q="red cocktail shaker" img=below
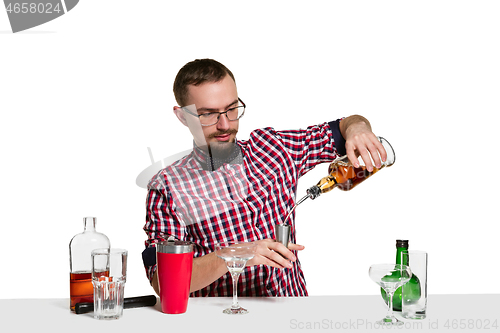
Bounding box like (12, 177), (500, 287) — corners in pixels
(156, 240), (193, 314)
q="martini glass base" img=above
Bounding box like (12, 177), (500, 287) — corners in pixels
(223, 306), (249, 315)
(376, 316), (404, 326)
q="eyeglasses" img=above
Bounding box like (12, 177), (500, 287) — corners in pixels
(182, 98), (246, 126)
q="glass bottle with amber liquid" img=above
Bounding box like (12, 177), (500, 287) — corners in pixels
(69, 217), (110, 311)
(308, 136), (395, 198)
(381, 240), (421, 311)
(280, 137), (395, 227)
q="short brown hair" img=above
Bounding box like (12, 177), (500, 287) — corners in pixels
(173, 59), (236, 106)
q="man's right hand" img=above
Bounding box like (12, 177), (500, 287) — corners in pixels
(246, 239), (305, 269)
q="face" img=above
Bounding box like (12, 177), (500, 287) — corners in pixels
(174, 74), (240, 152)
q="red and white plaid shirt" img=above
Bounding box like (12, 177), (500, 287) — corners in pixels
(143, 121), (345, 297)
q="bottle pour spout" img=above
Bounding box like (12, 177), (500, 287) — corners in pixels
(306, 185), (321, 200)
(276, 191), (315, 247)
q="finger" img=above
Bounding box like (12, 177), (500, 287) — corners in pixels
(358, 147), (374, 172)
(251, 240), (292, 268)
(288, 243), (305, 251)
(269, 250), (294, 268)
(269, 242), (297, 262)
(247, 255), (288, 269)
(375, 139), (387, 163)
(368, 138), (388, 168)
(248, 256), (287, 269)
(345, 142), (360, 168)
(366, 141), (382, 169)
(252, 249), (292, 269)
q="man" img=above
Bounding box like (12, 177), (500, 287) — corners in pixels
(143, 59), (386, 297)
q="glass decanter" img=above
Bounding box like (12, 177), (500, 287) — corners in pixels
(69, 217), (110, 311)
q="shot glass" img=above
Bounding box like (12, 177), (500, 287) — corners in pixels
(91, 248), (128, 320)
(402, 251), (428, 319)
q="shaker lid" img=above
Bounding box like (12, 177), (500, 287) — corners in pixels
(157, 240), (193, 254)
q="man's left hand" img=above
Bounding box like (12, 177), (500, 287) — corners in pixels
(340, 115), (387, 172)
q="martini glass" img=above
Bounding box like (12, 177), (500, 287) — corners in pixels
(369, 264), (412, 326)
(215, 242), (256, 315)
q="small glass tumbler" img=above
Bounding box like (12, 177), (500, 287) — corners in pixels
(91, 248), (128, 320)
(402, 251), (428, 319)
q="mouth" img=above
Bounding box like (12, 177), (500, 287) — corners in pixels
(214, 134), (231, 141)
(210, 130), (237, 142)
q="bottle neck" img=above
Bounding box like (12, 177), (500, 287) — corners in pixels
(83, 217), (96, 232)
(396, 246), (409, 265)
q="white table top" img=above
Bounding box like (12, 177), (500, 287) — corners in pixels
(2, 294), (499, 332)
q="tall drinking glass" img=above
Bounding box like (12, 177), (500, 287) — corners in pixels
(402, 251), (428, 319)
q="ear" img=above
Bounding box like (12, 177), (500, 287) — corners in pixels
(173, 106), (188, 127)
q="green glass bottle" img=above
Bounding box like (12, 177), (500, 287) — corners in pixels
(381, 240), (421, 311)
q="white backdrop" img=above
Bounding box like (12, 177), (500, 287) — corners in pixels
(1, 0), (499, 299)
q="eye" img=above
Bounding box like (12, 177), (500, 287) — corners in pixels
(200, 112), (218, 118)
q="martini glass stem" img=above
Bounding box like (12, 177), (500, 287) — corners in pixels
(231, 272), (240, 309)
(386, 291), (394, 321)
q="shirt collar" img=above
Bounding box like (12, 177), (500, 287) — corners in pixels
(192, 140), (243, 171)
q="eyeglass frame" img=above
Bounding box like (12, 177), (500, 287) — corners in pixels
(181, 98), (246, 127)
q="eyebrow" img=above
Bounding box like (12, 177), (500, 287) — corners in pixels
(196, 99), (239, 113)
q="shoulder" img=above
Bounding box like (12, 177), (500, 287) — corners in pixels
(248, 127), (280, 142)
(147, 153), (196, 191)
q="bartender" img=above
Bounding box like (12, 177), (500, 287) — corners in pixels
(142, 58), (386, 296)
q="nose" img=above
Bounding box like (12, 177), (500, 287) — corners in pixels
(216, 112), (230, 130)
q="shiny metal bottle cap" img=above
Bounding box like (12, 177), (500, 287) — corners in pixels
(396, 239), (409, 248)
(157, 240), (193, 254)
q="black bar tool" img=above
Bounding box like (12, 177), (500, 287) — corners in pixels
(75, 295), (157, 314)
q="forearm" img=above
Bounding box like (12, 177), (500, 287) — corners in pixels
(151, 251), (228, 295)
(339, 115), (371, 139)
(190, 252), (228, 292)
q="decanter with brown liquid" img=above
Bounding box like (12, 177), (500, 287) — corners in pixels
(311, 157), (383, 194)
(281, 136), (395, 226)
(69, 217), (110, 311)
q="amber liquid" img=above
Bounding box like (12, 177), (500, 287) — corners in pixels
(70, 271), (108, 311)
(316, 162), (383, 193)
